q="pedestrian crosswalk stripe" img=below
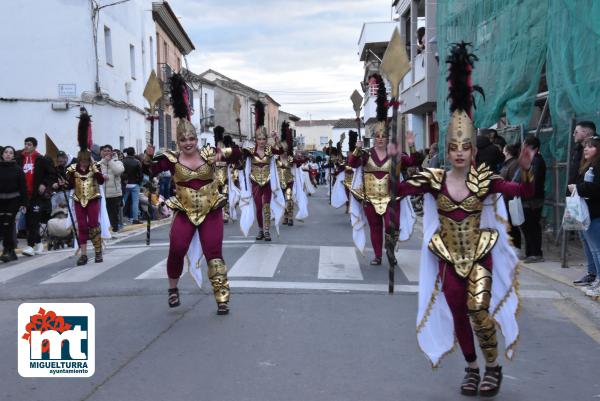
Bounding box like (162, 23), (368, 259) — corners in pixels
(396, 249), (421, 282)
(135, 258), (167, 280)
(228, 244), (286, 278)
(41, 248), (146, 284)
(0, 252), (71, 284)
(318, 246), (363, 280)
(230, 280), (418, 293)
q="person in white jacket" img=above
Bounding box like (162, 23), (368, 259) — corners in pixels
(99, 145), (124, 233)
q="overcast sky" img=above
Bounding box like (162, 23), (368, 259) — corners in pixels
(173, 0), (393, 120)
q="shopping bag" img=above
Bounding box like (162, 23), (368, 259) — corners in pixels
(562, 188), (591, 231)
(508, 197), (525, 226)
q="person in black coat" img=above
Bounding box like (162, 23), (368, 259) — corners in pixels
(476, 128), (504, 173)
(0, 146), (27, 262)
(568, 136), (600, 294)
(15, 137), (57, 255)
(521, 135), (546, 263)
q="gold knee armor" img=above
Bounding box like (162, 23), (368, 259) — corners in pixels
(467, 263), (497, 363)
(89, 226), (102, 254)
(207, 258), (230, 304)
(263, 204), (271, 232)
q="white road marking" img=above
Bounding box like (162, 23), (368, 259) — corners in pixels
(0, 252), (71, 284)
(318, 246), (363, 280)
(230, 280), (418, 293)
(228, 244), (287, 278)
(135, 258), (168, 280)
(41, 248), (146, 284)
(396, 249), (420, 282)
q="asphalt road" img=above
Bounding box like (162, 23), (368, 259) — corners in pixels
(1, 186), (599, 401)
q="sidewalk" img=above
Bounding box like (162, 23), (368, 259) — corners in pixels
(12, 218), (171, 255)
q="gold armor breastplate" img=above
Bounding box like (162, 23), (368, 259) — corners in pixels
(437, 194), (483, 213)
(250, 153), (271, 186)
(276, 157), (294, 185)
(165, 152), (226, 226)
(428, 214), (498, 278)
(363, 155), (392, 215)
(71, 165), (100, 207)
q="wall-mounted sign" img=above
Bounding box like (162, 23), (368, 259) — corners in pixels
(58, 84), (77, 98)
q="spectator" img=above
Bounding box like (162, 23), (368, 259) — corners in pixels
(568, 121), (595, 187)
(158, 168), (172, 199)
(568, 136), (600, 296)
(570, 122), (598, 286)
(99, 144), (124, 233)
(493, 134), (507, 152)
(122, 147), (143, 224)
(0, 146), (27, 262)
(521, 135), (546, 263)
(476, 128), (504, 172)
(423, 142), (440, 168)
(499, 143), (522, 249)
(16, 137), (56, 256)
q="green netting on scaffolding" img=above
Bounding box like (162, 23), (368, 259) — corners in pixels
(435, 0), (547, 155)
(436, 0), (600, 225)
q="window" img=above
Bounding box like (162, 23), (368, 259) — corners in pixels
(320, 136), (329, 145)
(104, 26), (113, 66)
(158, 110), (165, 148)
(129, 44), (136, 79)
(166, 114), (173, 150)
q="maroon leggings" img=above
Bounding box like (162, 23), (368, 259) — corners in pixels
(74, 199), (100, 245)
(439, 254), (493, 363)
(363, 201), (400, 259)
(167, 209), (224, 279)
(251, 182), (271, 228)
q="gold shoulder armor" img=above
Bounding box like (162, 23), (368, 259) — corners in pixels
(407, 168), (445, 190)
(156, 150), (179, 163)
(287, 155), (294, 163)
(65, 164), (76, 176)
(264, 145), (273, 157)
(200, 146), (216, 163)
(466, 163), (494, 197)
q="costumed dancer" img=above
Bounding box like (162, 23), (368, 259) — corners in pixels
(143, 73), (240, 314)
(242, 100), (283, 241)
(212, 126), (231, 222)
(347, 73), (420, 265)
(66, 107), (105, 266)
(396, 42), (535, 397)
(224, 134), (242, 221)
(276, 121), (307, 226)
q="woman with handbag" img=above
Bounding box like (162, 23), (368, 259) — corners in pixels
(568, 135), (600, 297)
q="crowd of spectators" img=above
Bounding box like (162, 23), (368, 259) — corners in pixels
(0, 137), (172, 263)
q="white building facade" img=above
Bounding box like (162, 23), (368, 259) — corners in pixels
(0, 0), (156, 155)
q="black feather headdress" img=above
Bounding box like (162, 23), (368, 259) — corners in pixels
(213, 126), (224, 145)
(445, 41), (484, 118)
(374, 74), (388, 122)
(281, 121), (293, 152)
(77, 107), (91, 152)
(348, 130), (358, 152)
(223, 134), (234, 148)
(169, 73), (190, 121)
(254, 100), (265, 130)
